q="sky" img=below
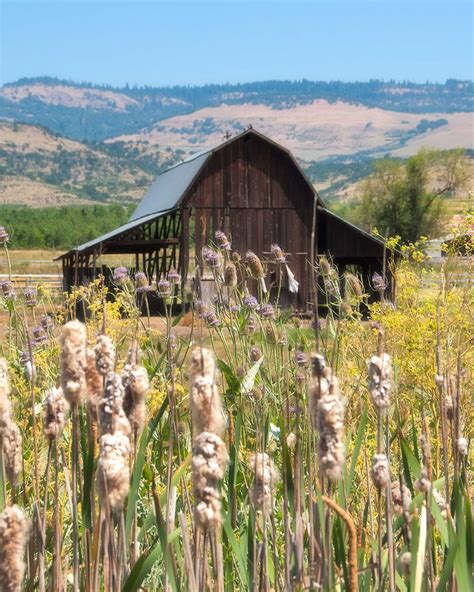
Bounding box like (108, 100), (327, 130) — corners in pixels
(0, 0), (472, 87)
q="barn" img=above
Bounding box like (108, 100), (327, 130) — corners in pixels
(58, 129), (393, 311)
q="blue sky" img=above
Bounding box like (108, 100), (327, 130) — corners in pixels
(0, 0), (472, 87)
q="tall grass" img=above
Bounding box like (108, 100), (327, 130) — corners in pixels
(0, 229), (471, 591)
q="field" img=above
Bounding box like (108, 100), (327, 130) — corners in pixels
(0, 236), (472, 591)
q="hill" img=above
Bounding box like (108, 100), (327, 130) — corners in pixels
(1, 76), (472, 142)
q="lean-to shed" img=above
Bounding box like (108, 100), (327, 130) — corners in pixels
(58, 129), (393, 311)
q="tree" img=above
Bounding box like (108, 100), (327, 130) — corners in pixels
(358, 149), (470, 243)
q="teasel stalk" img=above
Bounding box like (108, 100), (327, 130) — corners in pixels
(59, 319), (87, 592)
(189, 347), (227, 591)
(0, 504), (29, 592)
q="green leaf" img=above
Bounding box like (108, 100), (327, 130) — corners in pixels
(121, 537), (161, 592)
(223, 516), (249, 588)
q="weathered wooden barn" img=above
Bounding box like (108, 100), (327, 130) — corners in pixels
(58, 129), (392, 311)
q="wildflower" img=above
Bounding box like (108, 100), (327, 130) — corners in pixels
(372, 272), (386, 292)
(371, 453), (390, 490)
(214, 230), (231, 250)
(0, 226), (9, 244)
(122, 364), (149, 434)
(167, 268), (181, 284)
(97, 431), (130, 510)
(0, 505), (28, 592)
(2, 423), (22, 486)
(194, 299), (206, 317)
(32, 326), (48, 346)
(249, 452), (279, 514)
(94, 334), (115, 376)
(224, 262), (237, 288)
(0, 281), (16, 301)
(43, 387), (69, 441)
(258, 303), (274, 319)
(270, 243), (286, 263)
(391, 481), (412, 515)
(243, 295), (259, 309)
(188, 348), (225, 438)
(157, 279), (171, 297)
(135, 272), (152, 293)
(368, 353), (393, 413)
(203, 247), (221, 269)
(250, 346), (262, 363)
(60, 320), (87, 406)
(203, 310), (220, 328)
(113, 266), (128, 284)
(23, 287), (37, 307)
(316, 377), (345, 481)
(99, 372), (131, 436)
(40, 315), (54, 331)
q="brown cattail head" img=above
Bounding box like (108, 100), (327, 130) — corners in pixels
(94, 335), (116, 376)
(60, 320), (87, 405)
(188, 348), (225, 438)
(400, 551), (411, 577)
(85, 348), (103, 422)
(224, 262), (238, 288)
(245, 251), (264, 279)
(192, 431), (227, 529)
(368, 353), (393, 413)
(308, 353), (333, 423)
(2, 423), (22, 486)
(122, 364), (149, 433)
(99, 373), (131, 436)
(391, 481), (412, 516)
(371, 453), (390, 490)
(97, 432), (130, 510)
(0, 358), (12, 429)
(43, 387), (69, 441)
(0, 504), (28, 592)
(249, 452), (280, 514)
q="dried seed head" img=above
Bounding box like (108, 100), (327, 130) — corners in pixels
(432, 488), (448, 519)
(249, 453), (280, 514)
(214, 230), (231, 250)
(99, 373), (131, 437)
(245, 251), (264, 279)
(97, 432), (130, 510)
(270, 244), (285, 263)
(368, 353), (393, 413)
(0, 358), (12, 430)
(457, 437), (468, 456)
(444, 394), (454, 420)
(286, 432), (297, 449)
(60, 320), (87, 406)
(2, 423), (22, 486)
(189, 348), (225, 437)
(308, 353), (332, 422)
(0, 505), (28, 592)
(85, 348), (103, 422)
(391, 481), (412, 516)
(372, 272), (386, 292)
(316, 372), (345, 482)
(43, 387), (69, 441)
(400, 551), (411, 577)
(250, 346), (262, 363)
(319, 256), (332, 275)
(371, 453), (390, 490)
(122, 364), (149, 433)
(345, 273), (363, 298)
(224, 262), (237, 288)
(94, 335), (116, 376)
(415, 468), (431, 493)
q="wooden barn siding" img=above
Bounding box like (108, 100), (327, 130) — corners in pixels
(183, 134), (314, 308)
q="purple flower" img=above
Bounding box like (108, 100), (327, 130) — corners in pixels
(295, 351), (308, 367)
(113, 266), (128, 284)
(167, 268), (181, 284)
(203, 310), (220, 328)
(258, 303), (275, 319)
(271, 243), (286, 263)
(157, 279), (171, 297)
(214, 230), (231, 250)
(372, 272), (386, 292)
(0, 226), (9, 244)
(24, 287), (37, 307)
(203, 247), (221, 269)
(0, 280), (15, 300)
(32, 326), (48, 345)
(194, 299), (206, 317)
(243, 295), (259, 309)
(40, 315), (54, 331)
(250, 346), (262, 362)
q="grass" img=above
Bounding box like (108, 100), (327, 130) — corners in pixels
(0, 237), (472, 591)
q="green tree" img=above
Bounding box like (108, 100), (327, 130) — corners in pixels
(358, 149), (470, 243)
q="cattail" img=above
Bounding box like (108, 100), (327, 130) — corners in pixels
(368, 353), (393, 413)
(188, 348), (225, 438)
(94, 335), (115, 376)
(192, 432), (227, 528)
(249, 452), (279, 514)
(0, 358), (12, 430)
(224, 262), (237, 288)
(308, 353), (332, 413)
(2, 423), (22, 486)
(0, 505), (28, 592)
(415, 467), (431, 493)
(399, 551), (411, 577)
(432, 488), (448, 518)
(43, 387), (69, 441)
(99, 373), (131, 437)
(60, 320), (87, 405)
(391, 481), (412, 515)
(371, 453), (390, 490)
(345, 273), (363, 298)
(122, 364), (149, 433)
(457, 437), (468, 456)
(85, 348), (103, 422)
(97, 432), (130, 510)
